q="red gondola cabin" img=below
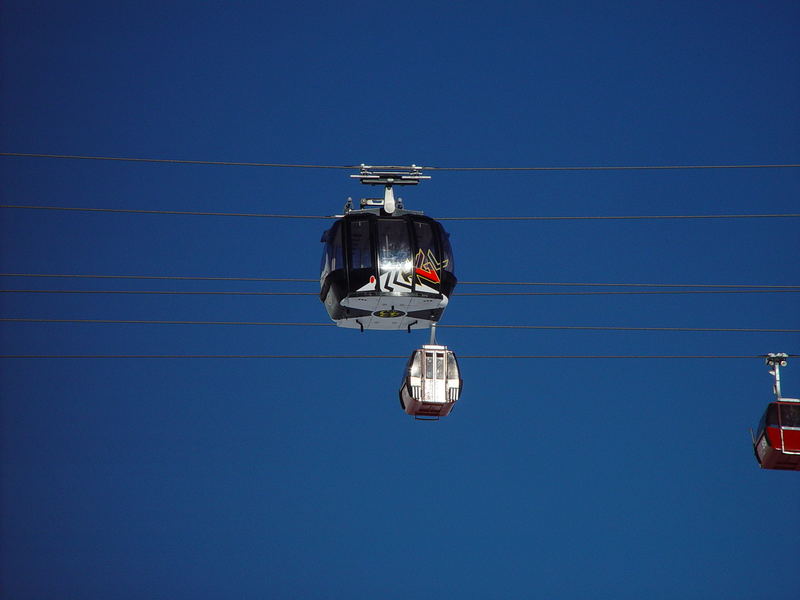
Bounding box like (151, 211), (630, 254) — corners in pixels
(753, 400), (800, 471)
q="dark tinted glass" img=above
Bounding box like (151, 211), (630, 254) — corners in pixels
(440, 228), (455, 274)
(349, 219), (372, 269)
(766, 403), (780, 426)
(331, 223), (344, 271)
(414, 221), (435, 257)
(780, 403), (800, 427)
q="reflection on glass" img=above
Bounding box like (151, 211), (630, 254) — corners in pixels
(447, 354), (459, 380)
(409, 352), (422, 378)
(378, 219), (412, 276)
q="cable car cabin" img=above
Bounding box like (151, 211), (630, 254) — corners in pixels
(399, 344), (462, 419)
(753, 400), (800, 470)
(320, 208), (456, 330)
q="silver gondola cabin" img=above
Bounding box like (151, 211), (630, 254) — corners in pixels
(399, 344), (463, 419)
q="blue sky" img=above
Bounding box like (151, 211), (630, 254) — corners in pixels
(1, 2), (799, 598)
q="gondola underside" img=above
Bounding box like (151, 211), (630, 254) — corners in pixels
(323, 287), (448, 330)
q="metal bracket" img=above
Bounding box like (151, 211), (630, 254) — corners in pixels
(350, 164), (430, 186)
(350, 165), (430, 215)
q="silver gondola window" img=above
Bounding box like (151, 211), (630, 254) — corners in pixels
(409, 352), (422, 378)
(447, 355), (459, 380)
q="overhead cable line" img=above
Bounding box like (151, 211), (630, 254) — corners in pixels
(0, 273), (317, 282)
(0, 153), (351, 169)
(1, 273), (798, 289)
(3, 152), (800, 171)
(455, 290), (800, 296)
(1, 289), (799, 297)
(2, 204), (798, 221)
(437, 213), (800, 221)
(0, 289), (318, 296)
(458, 281), (800, 288)
(1, 318), (796, 333)
(0, 205), (332, 219)
(2, 354), (793, 360)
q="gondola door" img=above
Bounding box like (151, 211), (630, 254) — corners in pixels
(422, 348), (446, 404)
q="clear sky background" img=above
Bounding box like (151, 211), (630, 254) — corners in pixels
(1, 1), (799, 598)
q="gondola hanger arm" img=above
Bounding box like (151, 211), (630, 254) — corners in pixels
(766, 353), (789, 399)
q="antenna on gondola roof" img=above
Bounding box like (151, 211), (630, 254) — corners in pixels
(351, 164), (430, 215)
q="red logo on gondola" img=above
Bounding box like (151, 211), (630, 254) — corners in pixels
(415, 266), (440, 283)
(414, 249), (446, 285)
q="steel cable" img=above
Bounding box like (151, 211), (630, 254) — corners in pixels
(0, 354), (794, 360)
(1, 318), (797, 333)
(1, 273), (798, 288)
(3, 152), (800, 171)
(1, 288), (800, 297)
(2, 204), (798, 221)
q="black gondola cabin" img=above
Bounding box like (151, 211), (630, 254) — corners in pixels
(320, 205), (456, 330)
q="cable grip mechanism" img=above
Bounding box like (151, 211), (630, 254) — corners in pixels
(350, 164), (430, 215)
